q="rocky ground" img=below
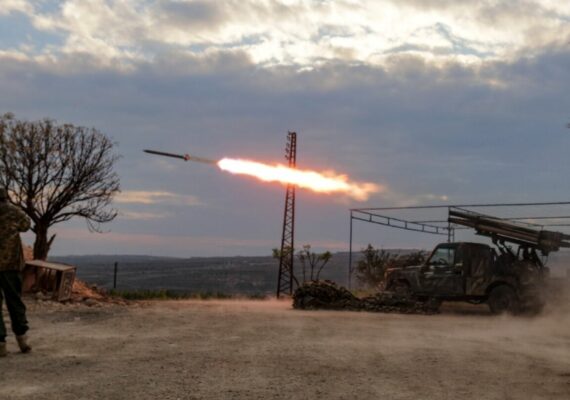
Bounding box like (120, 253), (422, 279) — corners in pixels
(0, 297), (569, 400)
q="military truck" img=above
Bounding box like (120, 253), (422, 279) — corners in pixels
(384, 208), (570, 314)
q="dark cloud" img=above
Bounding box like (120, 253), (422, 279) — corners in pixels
(477, 0), (547, 25)
(155, 1), (226, 32)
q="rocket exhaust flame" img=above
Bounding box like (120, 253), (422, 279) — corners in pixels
(218, 158), (380, 201)
(144, 149), (380, 201)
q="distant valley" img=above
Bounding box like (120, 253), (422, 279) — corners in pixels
(51, 248), (570, 295)
(51, 253), (354, 295)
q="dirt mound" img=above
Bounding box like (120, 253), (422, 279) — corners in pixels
(293, 280), (440, 315)
(71, 279), (107, 301)
(69, 279), (130, 306)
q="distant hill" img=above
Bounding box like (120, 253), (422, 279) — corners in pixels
(51, 252), (355, 295)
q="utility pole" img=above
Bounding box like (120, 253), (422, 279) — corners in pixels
(276, 132), (297, 298)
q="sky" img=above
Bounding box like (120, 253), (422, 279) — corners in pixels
(1, 0), (570, 257)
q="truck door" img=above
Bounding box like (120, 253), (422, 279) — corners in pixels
(420, 245), (465, 296)
(465, 246), (493, 296)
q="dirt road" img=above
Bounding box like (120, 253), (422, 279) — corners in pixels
(1, 300), (569, 399)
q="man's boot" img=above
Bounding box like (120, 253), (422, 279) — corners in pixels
(0, 342), (7, 357)
(16, 335), (31, 353)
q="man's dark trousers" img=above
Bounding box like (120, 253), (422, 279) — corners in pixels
(0, 271), (29, 343)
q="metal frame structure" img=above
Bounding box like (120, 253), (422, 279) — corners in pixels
(276, 132), (297, 298)
(348, 201), (570, 288)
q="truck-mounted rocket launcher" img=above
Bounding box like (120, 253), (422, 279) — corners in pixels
(448, 208), (570, 255)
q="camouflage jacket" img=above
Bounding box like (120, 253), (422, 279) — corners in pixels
(0, 202), (31, 271)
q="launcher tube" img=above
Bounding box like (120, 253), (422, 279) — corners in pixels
(448, 208), (570, 254)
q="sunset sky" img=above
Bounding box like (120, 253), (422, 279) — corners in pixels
(1, 0), (569, 256)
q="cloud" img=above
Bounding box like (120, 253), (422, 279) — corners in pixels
(156, 1), (226, 32)
(0, 0), (33, 16)
(119, 210), (171, 220)
(380, 191), (450, 207)
(2, 0), (568, 70)
(115, 191), (202, 206)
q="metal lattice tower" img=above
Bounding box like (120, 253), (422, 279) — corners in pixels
(276, 132), (297, 298)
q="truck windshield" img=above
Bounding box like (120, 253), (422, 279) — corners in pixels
(427, 247), (455, 267)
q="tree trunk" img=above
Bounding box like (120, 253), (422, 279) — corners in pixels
(33, 224), (55, 260)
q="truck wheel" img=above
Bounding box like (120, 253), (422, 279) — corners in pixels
(488, 286), (519, 315)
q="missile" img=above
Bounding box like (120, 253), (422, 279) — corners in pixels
(144, 149), (218, 165)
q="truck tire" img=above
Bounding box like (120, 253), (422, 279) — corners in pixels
(488, 285), (519, 315)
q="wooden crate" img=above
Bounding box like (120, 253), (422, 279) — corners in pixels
(22, 260), (77, 302)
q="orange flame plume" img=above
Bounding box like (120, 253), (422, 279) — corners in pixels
(217, 158), (380, 201)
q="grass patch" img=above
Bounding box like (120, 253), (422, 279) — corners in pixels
(109, 289), (267, 300)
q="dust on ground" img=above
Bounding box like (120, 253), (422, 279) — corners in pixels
(1, 299), (569, 400)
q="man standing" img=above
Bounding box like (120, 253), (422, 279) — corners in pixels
(0, 187), (32, 357)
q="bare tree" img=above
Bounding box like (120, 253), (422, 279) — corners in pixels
(355, 245), (426, 289)
(0, 113), (120, 259)
(355, 245), (394, 289)
(297, 244), (332, 282)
